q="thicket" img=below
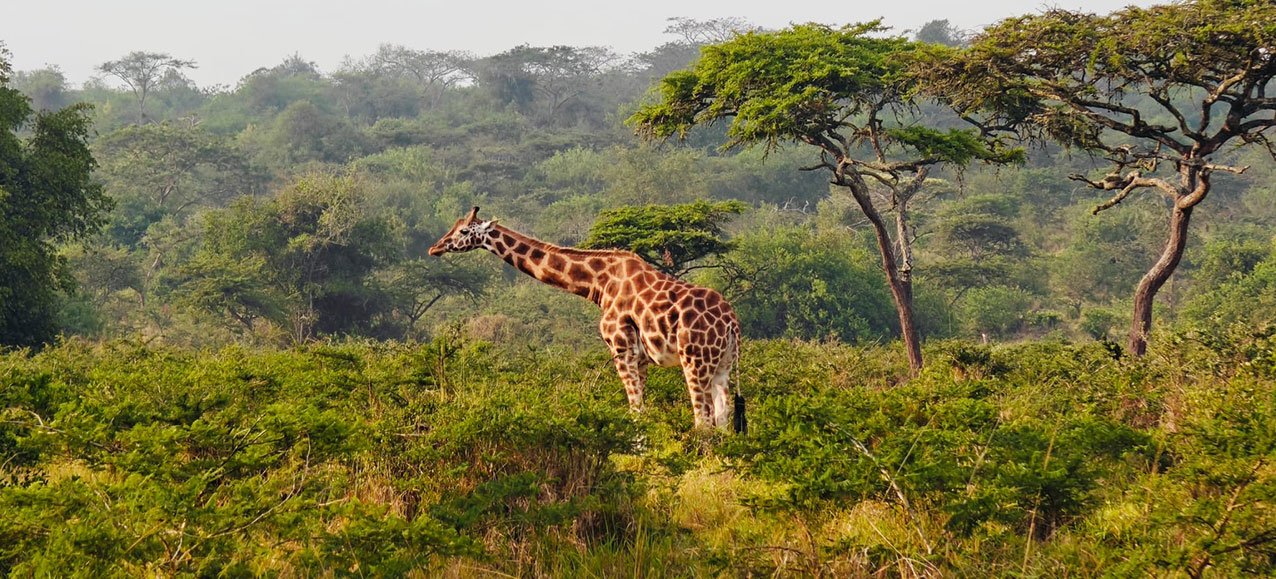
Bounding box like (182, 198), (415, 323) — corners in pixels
(1, 336), (1272, 575)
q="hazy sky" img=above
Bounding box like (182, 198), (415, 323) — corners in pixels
(4, 0), (1160, 88)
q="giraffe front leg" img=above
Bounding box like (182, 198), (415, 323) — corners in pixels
(604, 326), (648, 412)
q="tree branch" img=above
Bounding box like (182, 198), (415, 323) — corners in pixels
(1070, 168), (1181, 211)
(1088, 173), (1144, 215)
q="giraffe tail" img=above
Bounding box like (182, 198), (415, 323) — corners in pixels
(729, 325), (747, 435)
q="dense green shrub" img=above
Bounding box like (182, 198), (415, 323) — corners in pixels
(0, 337), (1273, 576)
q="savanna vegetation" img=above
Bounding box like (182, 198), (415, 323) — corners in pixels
(2, 1), (1275, 575)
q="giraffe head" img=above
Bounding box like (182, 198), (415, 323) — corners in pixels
(428, 206), (494, 256)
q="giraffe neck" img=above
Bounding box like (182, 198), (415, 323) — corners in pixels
(482, 224), (604, 305)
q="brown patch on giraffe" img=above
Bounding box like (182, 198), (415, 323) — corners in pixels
(568, 263), (593, 285)
(548, 254), (567, 271)
(543, 271), (569, 288)
(588, 257), (606, 271)
(529, 247), (547, 263)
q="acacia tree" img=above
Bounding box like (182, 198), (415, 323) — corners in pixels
(381, 258), (489, 339)
(479, 45), (618, 124)
(580, 200), (746, 276)
(373, 44), (472, 110)
(630, 23), (1020, 373)
(97, 51), (196, 124)
(924, 0), (1276, 356)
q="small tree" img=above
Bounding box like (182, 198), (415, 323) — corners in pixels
(180, 172), (397, 342)
(928, 194), (1032, 306)
(924, 0), (1276, 356)
(381, 258), (490, 339)
(630, 23), (1021, 373)
(580, 200), (745, 276)
(97, 51), (196, 124)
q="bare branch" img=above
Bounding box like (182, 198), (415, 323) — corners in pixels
(1089, 173), (1144, 214)
(1147, 89), (1201, 141)
(1201, 162), (1249, 175)
(1071, 168), (1180, 206)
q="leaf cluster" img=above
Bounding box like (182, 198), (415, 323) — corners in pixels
(580, 199), (746, 274)
(923, 0), (1276, 159)
(629, 23), (1020, 170)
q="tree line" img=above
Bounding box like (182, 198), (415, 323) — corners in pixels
(2, 4), (1275, 375)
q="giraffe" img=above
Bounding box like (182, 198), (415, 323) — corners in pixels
(428, 207), (742, 430)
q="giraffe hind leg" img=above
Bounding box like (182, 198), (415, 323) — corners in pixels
(679, 354), (715, 429)
(710, 366), (731, 429)
(712, 328), (740, 429)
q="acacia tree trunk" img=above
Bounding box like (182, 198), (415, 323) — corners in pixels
(1128, 167), (1207, 357)
(846, 182), (924, 374)
(1129, 204), (1193, 356)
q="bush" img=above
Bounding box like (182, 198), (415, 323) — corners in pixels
(1, 337), (1273, 576)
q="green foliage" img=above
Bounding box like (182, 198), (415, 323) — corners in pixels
(0, 338), (643, 574)
(94, 121), (262, 246)
(9, 67), (71, 112)
(961, 285), (1034, 338)
(0, 58), (111, 347)
(930, 1), (1276, 153)
(1051, 200), (1162, 309)
(245, 100), (369, 167)
(914, 19), (966, 47)
(581, 199), (745, 275)
(172, 172), (398, 341)
(713, 226), (896, 342)
(1183, 238), (1276, 340)
(630, 23), (1018, 166)
(96, 51), (196, 124)
(5, 337), (1272, 575)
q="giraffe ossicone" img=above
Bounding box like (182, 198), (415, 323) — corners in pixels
(429, 206), (742, 430)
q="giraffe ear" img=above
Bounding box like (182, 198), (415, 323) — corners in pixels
(465, 206), (480, 223)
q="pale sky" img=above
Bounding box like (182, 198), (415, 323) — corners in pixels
(4, 0), (1161, 88)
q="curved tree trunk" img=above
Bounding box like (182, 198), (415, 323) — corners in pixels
(847, 186), (924, 374)
(1129, 201), (1194, 357)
